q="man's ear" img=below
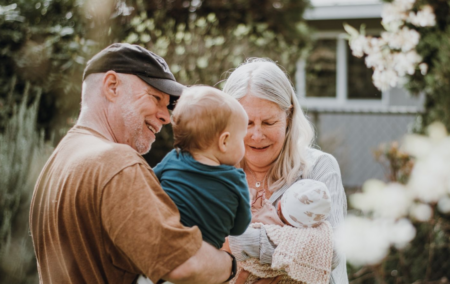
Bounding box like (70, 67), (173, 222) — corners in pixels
(102, 71), (120, 103)
(218, 131), (230, 153)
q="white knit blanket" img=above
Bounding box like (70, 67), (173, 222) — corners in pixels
(231, 222), (333, 284)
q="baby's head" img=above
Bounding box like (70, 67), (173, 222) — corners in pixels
(172, 86), (248, 166)
(278, 179), (331, 228)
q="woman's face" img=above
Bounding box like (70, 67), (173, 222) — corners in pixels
(239, 95), (287, 170)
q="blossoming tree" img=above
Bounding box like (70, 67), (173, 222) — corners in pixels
(341, 0), (450, 281)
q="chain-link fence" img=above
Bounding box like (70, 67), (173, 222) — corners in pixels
(311, 110), (417, 188)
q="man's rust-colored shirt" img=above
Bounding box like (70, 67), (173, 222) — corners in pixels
(30, 126), (202, 284)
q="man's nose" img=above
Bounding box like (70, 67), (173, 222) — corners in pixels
(157, 107), (171, 125)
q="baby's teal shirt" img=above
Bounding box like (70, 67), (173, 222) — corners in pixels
(153, 149), (251, 249)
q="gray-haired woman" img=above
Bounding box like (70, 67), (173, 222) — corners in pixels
(224, 59), (348, 284)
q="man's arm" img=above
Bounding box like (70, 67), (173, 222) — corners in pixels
(163, 241), (233, 284)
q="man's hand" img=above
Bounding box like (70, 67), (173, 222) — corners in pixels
(234, 269), (283, 284)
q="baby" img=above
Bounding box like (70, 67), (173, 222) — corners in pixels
(250, 179), (331, 229)
(278, 179), (331, 228)
(231, 180), (332, 284)
(153, 85), (251, 249)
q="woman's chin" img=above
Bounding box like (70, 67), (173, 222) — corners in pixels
(245, 152), (274, 168)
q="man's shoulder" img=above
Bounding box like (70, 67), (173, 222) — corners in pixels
(61, 128), (150, 172)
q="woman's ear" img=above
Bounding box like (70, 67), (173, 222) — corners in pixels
(218, 131), (230, 153)
(102, 71), (120, 103)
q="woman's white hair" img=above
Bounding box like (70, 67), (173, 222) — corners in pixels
(223, 58), (315, 191)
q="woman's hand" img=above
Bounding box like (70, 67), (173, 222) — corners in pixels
(234, 269), (283, 284)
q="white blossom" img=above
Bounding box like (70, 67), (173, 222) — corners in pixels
(372, 68), (399, 91)
(410, 203), (433, 222)
(408, 160), (449, 203)
(403, 134), (433, 159)
(351, 181), (411, 219)
(337, 217), (416, 266)
(349, 35), (368, 58)
(389, 218), (416, 249)
(336, 216), (391, 266)
(382, 28), (420, 52)
(382, 3), (407, 32)
(394, 0), (416, 11)
(408, 5), (436, 27)
(393, 51), (422, 76)
(437, 196), (450, 213)
(419, 63), (428, 75)
(427, 121), (448, 141)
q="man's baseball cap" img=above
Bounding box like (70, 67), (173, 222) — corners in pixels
(83, 43), (185, 109)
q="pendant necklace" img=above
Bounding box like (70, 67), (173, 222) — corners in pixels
(246, 165), (268, 188)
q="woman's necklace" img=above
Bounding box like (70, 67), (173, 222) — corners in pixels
(245, 166), (268, 188)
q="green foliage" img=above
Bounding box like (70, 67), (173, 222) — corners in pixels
(0, 79), (52, 283)
(125, 0), (310, 88)
(0, 0), (131, 134)
(405, 0), (450, 132)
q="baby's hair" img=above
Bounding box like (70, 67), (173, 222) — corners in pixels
(172, 86), (234, 153)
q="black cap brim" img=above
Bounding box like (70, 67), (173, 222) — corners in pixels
(136, 75), (186, 110)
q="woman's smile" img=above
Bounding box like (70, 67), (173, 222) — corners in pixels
(248, 145), (271, 151)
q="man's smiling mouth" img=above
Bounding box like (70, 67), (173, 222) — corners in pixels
(146, 123), (157, 134)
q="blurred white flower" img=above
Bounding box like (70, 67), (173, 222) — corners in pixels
(351, 179), (385, 213)
(373, 68), (399, 91)
(408, 160), (448, 203)
(351, 181), (411, 219)
(349, 35), (368, 58)
(393, 51), (422, 76)
(394, 0), (416, 11)
(389, 218), (416, 249)
(419, 63), (428, 75)
(410, 203), (433, 221)
(427, 122), (448, 141)
(336, 216), (391, 266)
(382, 28), (420, 52)
(378, 183), (412, 218)
(382, 3), (407, 32)
(408, 5), (436, 27)
(437, 196), (450, 213)
(403, 134), (432, 158)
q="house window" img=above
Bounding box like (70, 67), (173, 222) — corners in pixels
(346, 44), (382, 100)
(296, 33), (393, 110)
(305, 39), (337, 98)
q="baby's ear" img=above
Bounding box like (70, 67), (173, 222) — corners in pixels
(218, 131), (230, 153)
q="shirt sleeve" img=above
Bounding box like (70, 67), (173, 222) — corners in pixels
(101, 163), (202, 283)
(228, 226), (276, 264)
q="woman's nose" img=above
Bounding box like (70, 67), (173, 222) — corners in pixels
(250, 125), (265, 141)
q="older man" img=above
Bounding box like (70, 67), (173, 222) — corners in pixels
(29, 43), (236, 284)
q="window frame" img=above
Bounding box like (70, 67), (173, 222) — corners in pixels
(296, 31), (391, 110)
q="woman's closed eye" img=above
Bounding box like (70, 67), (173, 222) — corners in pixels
(263, 121), (277, 126)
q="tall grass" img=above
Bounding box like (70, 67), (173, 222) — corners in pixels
(0, 81), (52, 283)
